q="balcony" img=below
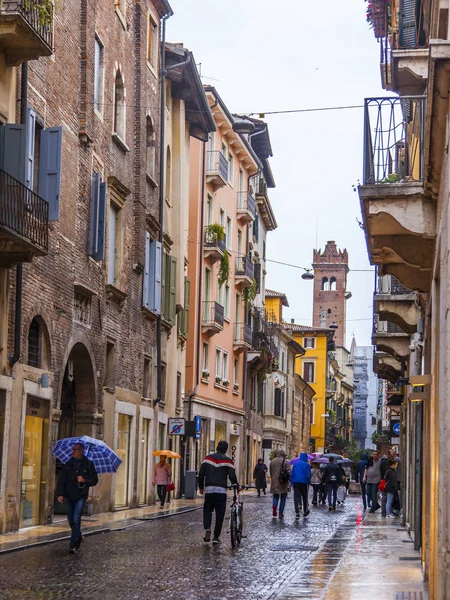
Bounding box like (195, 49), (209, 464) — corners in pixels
(201, 301), (224, 336)
(358, 96), (435, 292)
(373, 351), (402, 385)
(374, 271), (420, 334)
(379, 0), (429, 95)
(263, 414), (287, 435)
(235, 256), (254, 289)
(206, 151), (228, 188)
(0, 0), (53, 65)
(372, 315), (409, 361)
(203, 226), (226, 263)
(0, 168), (48, 266)
(233, 322), (252, 353)
(237, 191), (256, 224)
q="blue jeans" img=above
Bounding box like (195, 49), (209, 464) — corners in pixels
(66, 497), (86, 548)
(386, 492), (395, 515)
(327, 482), (338, 506)
(273, 493), (287, 514)
(360, 481), (369, 509)
(367, 482), (380, 512)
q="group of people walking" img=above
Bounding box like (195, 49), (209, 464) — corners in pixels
(356, 449), (401, 516)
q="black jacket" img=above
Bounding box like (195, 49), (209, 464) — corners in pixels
(56, 456), (99, 501)
(253, 462), (268, 488)
(384, 467), (398, 494)
(198, 452), (238, 491)
(380, 457), (390, 479)
(322, 464), (343, 485)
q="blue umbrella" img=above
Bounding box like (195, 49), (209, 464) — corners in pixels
(53, 435), (122, 474)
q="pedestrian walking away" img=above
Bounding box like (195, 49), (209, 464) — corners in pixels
(310, 462), (323, 506)
(253, 458), (268, 497)
(270, 449), (291, 519)
(356, 452), (369, 510)
(152, 455), (172, 508)
(363, 450), (382, 513)
(322, 456), (342, 510)
(290, 452), (311, 519)
(380, 449), (395, 516)
(384, 458), (398, 517)
(198, 440), (238, 544)
(56, 443), (99, 554)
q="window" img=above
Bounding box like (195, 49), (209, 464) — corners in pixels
(262, 240), (266, 261)
(105, 341), (116, 388)
(27, 318), (41, 368)
(113, 70), (126, 140)
(280, 351), (285, 373)
(202, 343), (209, 373)
(330, 277), (337, 291)
(94, 36), (104, 113)
(303, 337), (315, 349)
(322, 277), (329, 291)
(89, 172), (107, 261)
(222, 352), (229, 382)
(147, 14), (158, 66)
(165, 146), (171, 203)
(233, 358), (238, 384)
(257, 379), (264, 413)
(218, 276), (224, 306)
(162, 252), (177, 325)
(143, 357), (151, 398)
(178, 276), (191, 338)
(226, 216), (232, 250)
(303, 361), (315, 383)
(176, 372), (182, 412)
(327, 308), (332, 314)
(228, 153), (233, 184)
(238, 168), (244, 193)
(115, 0), (126, 18)
(215, 348), (221, 378)
(161, 362), (166, 404)
(108, 202), (122, 286)
(224, 284), (230, 318)
(206, 194), (213, 226)
(220, 208), (225, 228)
(143, 233), (162, 314)
(254, 263), (261, 294)
(253, 214), (259, 241)
(146, 116), (156, 178)
(274, 388), (282, 417)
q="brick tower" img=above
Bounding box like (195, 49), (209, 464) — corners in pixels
(312, 241), (349, 347)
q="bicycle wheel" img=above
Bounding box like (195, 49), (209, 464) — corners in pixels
(236, 505), (243, 544)
(230, 508), (238, 548)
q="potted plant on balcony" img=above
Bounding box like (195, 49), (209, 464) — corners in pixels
(24, 0), (55, 27)
(222, 379), (230, 387)
(218, 250), (230, 287)
(202, 368), (210, 379)
(243, 277), (257, 306)
(215, 375), (222, 385)
(233, 382), (239, 392)
(365, 0), (390, 38)
(206, 223), (225, 244)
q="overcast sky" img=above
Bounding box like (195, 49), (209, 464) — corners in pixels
(167, 0), (385, 348)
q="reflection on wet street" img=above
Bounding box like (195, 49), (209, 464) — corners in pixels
(0, 495), (425, 600)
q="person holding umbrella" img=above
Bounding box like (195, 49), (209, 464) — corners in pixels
(56, 442), (98, 554)
(152, 454), (172, 509)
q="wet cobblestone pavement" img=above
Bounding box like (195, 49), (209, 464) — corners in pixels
(0, 495), (366, 600)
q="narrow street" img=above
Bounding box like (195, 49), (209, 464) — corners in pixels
(0, 495), (423, 600)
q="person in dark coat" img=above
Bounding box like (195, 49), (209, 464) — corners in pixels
(385, 459), (398, 517)
(253, 458), (268, 497)
(356, 452), (369, 510)
(56, 443), (98, 554)
(322, 456), (343, 510)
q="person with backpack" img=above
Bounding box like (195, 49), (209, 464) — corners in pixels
(290, 452), (311, 520)
(310, 462), (323, 506)
(269, 449), (291, 519)
(363, 449), (382, 513)
(322, 456), (342, 511)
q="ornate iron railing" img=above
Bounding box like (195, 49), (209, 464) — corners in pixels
(0, 168), (48, 252)
(363, 96), (426, 185)
(0, 0), (54, 49)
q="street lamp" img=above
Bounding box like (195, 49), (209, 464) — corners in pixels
(232, 117), (255, 135)
(301, 269), (314, 281)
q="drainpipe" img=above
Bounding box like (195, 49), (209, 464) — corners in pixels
(9, 63), (28, 368)
(185, 141), (207, 472)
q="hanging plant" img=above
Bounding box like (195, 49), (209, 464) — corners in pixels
(206, 222), (225, 243)
(24, 0), (58, 27)
(218, 250), (230, 287)
(243, 278), (257, 306)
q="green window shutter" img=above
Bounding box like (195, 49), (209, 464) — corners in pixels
(169, 256), (177, 325)
(161, 251), (167, 319)
(183, 276), (191, 337)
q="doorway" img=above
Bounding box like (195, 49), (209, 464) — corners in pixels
(115, 413), (132, 508)
(20, 396), (49, 528)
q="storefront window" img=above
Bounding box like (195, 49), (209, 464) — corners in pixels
(139, 418), (150, 505)
(215, 421), (227, 446)
(115, 413), (131, 507)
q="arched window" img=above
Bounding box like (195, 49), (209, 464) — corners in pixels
(114, 70), (126, 140)
(327, 308), (332, 314)
(146, 116), (155, 178)
(27, 317), (51, 370)
(330, 277), (337, 291)
(322, 277), (329, 291)
(165, 146), (171, 203)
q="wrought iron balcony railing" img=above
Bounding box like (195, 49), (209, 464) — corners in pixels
(234, 322), (252, 346)
(0, 0), (53, 50)
(0, 168), (48, 252)
(236, 256), (254, 279)
(202, 300), (224, 328)
(237, 191), (256, 218)
(206, 151), (228, 181)
(363, 96), (426, 185)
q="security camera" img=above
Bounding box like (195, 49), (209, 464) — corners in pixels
(409, 343), (416, 352)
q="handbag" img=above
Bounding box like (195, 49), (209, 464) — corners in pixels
(279, 458), (290, 484)
(378, 479), (386, 493)
(166, 482), (175, 492)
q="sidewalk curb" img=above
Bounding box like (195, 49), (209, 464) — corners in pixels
(0, 506), (202, 555)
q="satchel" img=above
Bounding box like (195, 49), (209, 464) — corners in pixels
(166, 482), (175, 492)
(279, 458), (290, 484)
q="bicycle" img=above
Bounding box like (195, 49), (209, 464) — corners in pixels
(228, 484), (244, 548)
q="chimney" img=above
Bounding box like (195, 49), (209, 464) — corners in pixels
(291, 319), (295, 324)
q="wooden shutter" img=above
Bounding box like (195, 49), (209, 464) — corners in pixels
(149, 241), (162, 315)
(0, 124), (26, 183)
(183, 277), (191, 337)
(26, 107), (36, 189)
(38, 126), (62, 220)
(95, 181), (107, 261)
(254, 263), (261, 294)
(161, 251), (167, 318)
(274, 388), (281, 416)
(399, 0), (417, 48)
(143, 232), (150, 309)
(168, 256), (177, 325)
(89, 172), (100, 257)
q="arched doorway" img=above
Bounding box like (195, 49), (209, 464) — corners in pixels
(55, 342), (97, 515)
